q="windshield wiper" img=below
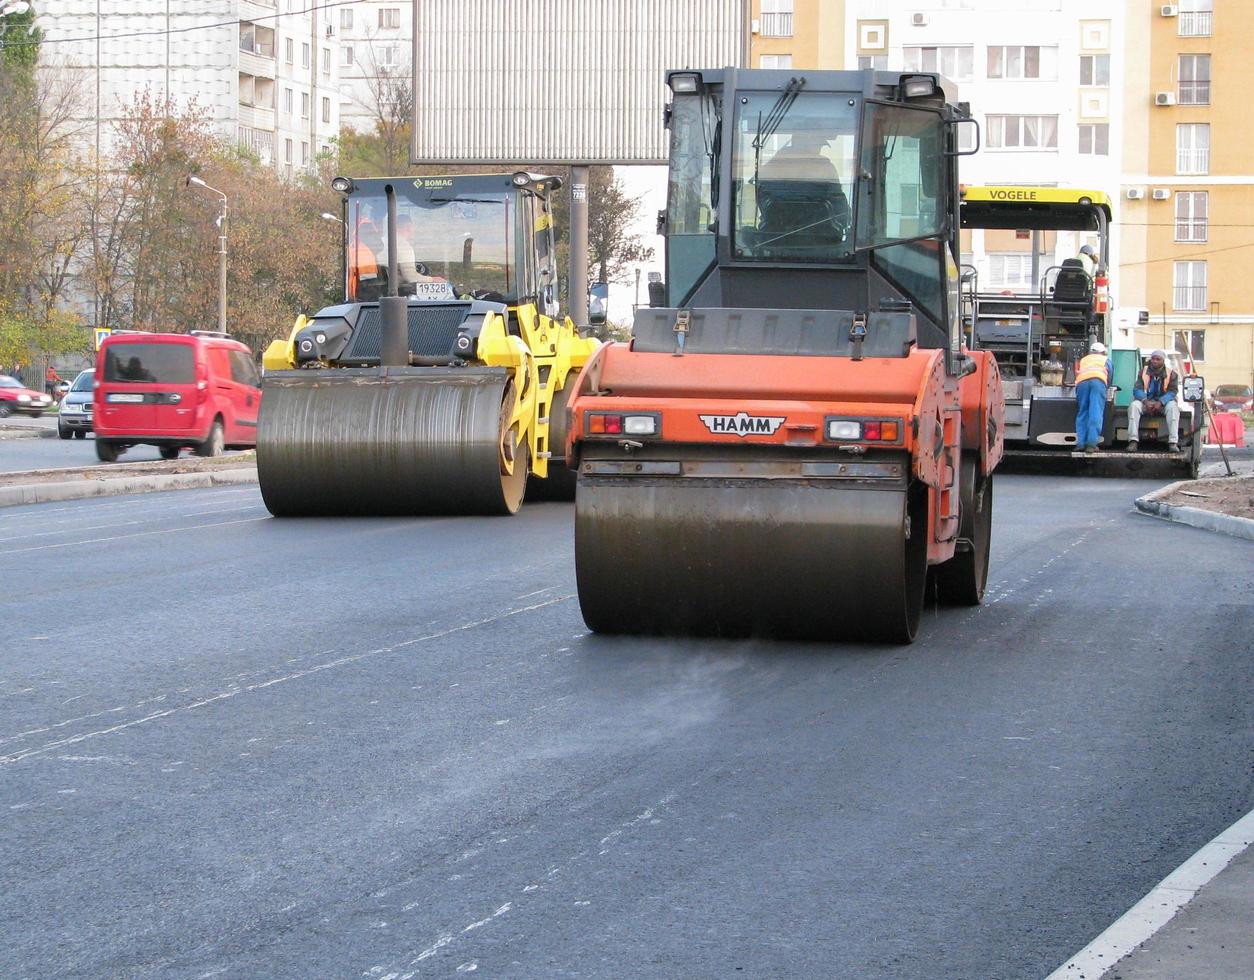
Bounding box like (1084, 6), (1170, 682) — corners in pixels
(751, 76), (805, 189)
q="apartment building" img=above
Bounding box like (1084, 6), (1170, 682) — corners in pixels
(748, 0), (844, 70)
(1122, 0), (1252, 388)
(334, 0), (412, 133)
(36, 0), (339, 177)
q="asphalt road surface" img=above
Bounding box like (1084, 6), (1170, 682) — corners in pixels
(0, 428), (246, 472)
(2, 476), (1250, 979)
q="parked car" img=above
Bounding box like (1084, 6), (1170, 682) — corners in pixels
(1211, 384), (1253, 414)
(57, 369), (95, 439)
(0, 374), (54, 417)
(93, 331), (263, 463)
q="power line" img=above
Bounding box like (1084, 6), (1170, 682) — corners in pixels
(0, 0), (360, 49)
(1119, 241), (1254, 267)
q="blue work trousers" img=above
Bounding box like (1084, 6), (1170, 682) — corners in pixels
(1075, 378), (1108, 448)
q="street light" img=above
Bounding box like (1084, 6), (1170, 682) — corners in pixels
(320, 212), (344, 225)
(186, 175), (228, 334)
(0, 2), (32, 16)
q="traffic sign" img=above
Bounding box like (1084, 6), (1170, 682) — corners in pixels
(94, 328), (111, 350)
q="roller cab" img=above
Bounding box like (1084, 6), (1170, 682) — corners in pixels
(568, 68), (1005, 643)
(258, 173), (598, 516)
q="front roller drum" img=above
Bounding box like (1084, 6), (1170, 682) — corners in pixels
(258, 368), (528, 516)
(575, 477), (929, 643)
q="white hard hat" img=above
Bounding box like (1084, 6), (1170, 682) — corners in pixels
(1090, 342), (1107, 354)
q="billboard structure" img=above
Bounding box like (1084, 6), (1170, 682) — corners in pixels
(411, 0), (746, 166)
(411, 0), (747, 321)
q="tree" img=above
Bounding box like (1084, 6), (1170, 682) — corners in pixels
(336, 37), (414, 176)
(587, 167), (655, 286)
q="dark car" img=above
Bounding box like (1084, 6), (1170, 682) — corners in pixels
(57, 369), (95, 438)
(0, 374), (54, 417)
(1211, 384), (1252, 414)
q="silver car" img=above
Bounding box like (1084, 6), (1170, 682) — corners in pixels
(57, 369), (94, 439)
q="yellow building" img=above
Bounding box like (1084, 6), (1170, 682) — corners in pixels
(1122, 1), (1253, 388)
(747, 0), (845, 70)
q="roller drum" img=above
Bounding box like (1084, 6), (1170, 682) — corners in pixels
(575, 476), (928, 643)
(258, 367), (524, 516)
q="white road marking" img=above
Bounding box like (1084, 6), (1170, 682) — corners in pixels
(0, 516), (268, 555)
(1044, 807), (1254, 980)
(0, 503), (257, 543)
(0, 596), (573, 764)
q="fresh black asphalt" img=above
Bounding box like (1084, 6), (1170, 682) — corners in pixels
(1, 476), (1250, 978)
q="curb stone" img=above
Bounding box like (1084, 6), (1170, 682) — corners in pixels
(1134, 480), (1254, 542)
(0, 467), (258, 508)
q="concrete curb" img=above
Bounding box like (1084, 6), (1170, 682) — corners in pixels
(1134, 480), (1254, 542)
(0, 426), (57, 439)
(0, 467), (258, 508)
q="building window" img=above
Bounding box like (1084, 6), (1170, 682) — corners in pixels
(1178, 54), (1210, 105)
(301, 141), (309, 166)
(339, 8), (353, 30)
(988, 253), (1035, 289)
(342, 44), (354, 66)
(1175, 191), (1208, 242)
(285, 138), (293, 164)
(284, 37), (293, 63)
(1176, 123), (1210, 175)
(301, 92), (310, 118)
(760, 0), (793, 38)
(322, 48), (331, 75)
(1079, 54), (1109, 86)
(904, 45), (973, 82)
(857, 55), (887, 70)
(759, 54), (792, 69)
(985, 115), (1059, 150)
(1173, 329), (1206, 362)
(1077, 123), (1109, 155)
(301, 42), (310, 69)
(1173, 261), (1207, 311)
(987, 45), (1057, 80)
(379, 7), (400, 29)
(321, 96), (331, 123)
(283, 87), (293, 115)
(380, 45), (398, 67)
(1178, 0), (1212, 38)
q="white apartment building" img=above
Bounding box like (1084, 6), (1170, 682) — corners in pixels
(36, 0), (340, 177)
(333, 0), (412, 133)
(845, 0), (1127, 301)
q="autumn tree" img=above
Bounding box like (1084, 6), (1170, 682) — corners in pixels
(587, 167), (655, 286)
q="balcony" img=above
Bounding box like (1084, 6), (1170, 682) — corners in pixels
(1173, 286), (1207, 312)
(239, 22), (276, 78)
(1178, 80), (1210, 105)
(1176, 147), (1210, 175)
(1178, 11), (1212, 37)
(238, 102), (275, 132)
(759, 11), (793, 37)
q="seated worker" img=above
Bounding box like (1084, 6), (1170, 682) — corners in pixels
(1127, 349), (1179, 452)
(758, 129), (851, 241)
(1075, 244), (1099, 277)
(349, 206), (385, 300)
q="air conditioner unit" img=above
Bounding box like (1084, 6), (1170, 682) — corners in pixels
(1155, 91), (1176, 106)
(1126, 188), (1145, 200)
(1152, 188), (1172, 200)
(750, 18), (760, 34)
(911, 12), (928, 26)
(1160, 4), (1178, 16)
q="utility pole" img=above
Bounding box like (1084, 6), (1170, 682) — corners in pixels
(187, 177), (228, 333)
(569, 165), (589, 326)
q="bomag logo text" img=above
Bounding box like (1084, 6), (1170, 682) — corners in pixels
(416, 178), (454, 189)
(699, 413), (787, 437)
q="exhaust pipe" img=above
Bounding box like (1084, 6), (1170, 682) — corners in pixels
(380, 183), (408, 367)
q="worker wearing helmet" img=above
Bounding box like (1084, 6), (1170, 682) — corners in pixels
(1128, 349), (1180, 452)
(1074, 341), (1112, 453)
(1076, 243), (1099, 277)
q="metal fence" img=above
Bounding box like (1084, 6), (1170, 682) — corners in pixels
(1178, 80), (1210, 104)
(1174, 286), (1207, 312)
(1176, 147), (1209, 174)
(759, 11), (793, 36)
(1179, 11), (1212, 37)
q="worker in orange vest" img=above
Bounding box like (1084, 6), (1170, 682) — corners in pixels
(1074, 341), (1112, 454)
(1128, 349), (1179, 452)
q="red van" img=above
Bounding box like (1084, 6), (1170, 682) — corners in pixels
(93, 331), (262, 462)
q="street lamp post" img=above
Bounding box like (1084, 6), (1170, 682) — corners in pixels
(186, 176), (228, 334)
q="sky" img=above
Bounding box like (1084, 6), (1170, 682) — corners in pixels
(606, 166), (668, 324)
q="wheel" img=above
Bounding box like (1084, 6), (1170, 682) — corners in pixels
(74, 429), (86, 439)
(159, 446), (180, 461)
(0, 403), (10, 418)
(195, 419), (224, 458)
(95, 439), (119, 463)
(31, 411), (42, 418)
(932, 456), (994, 606)
(58, 424), (72, 440)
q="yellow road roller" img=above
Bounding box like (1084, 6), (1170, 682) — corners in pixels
(259, 172), (599, 516)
